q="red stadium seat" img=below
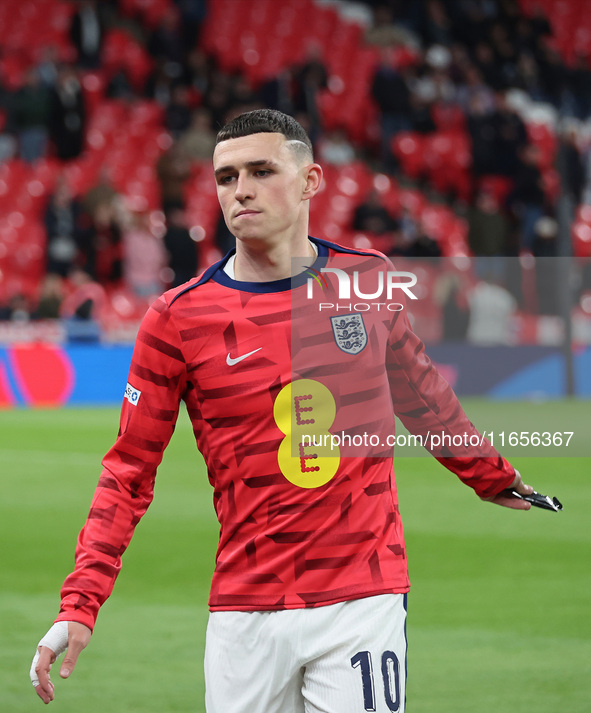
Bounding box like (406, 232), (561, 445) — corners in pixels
(398, 187), (427, 218)
(572, 221), (591, 258)
(102, 29), (154, 91)
(476, 175), (514, 205)
(422, 131), (472, 198)
(431, 102), (467, 133)
(80, 71), (107, 118)
(391, 133), (426, 181)
(119, 0), (173, 29)
(526, 122), (557, 170)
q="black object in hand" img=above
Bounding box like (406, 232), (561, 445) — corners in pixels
(504, 489), (563, 512)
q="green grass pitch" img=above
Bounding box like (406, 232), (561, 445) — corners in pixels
(1, 400), (590, 712)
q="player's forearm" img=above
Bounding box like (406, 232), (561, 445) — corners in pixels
(54, 299), (187, 629)
(55, 462), (157, 630)
(387, 313), (517, 497)
(435, 454), (516, 498)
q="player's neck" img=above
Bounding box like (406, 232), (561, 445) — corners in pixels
(234, 235), (316, 282)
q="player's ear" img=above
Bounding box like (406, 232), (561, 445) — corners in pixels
(302, 163), (323, 201)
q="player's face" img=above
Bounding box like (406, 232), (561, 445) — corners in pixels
(213, 132), (319, 245)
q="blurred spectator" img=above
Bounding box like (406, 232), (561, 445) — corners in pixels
(59, 269), (105, 342)
(466, 92), (499, 176)
(106, 69), (136, 102)
(70, 0), (106, 70)
(444, 0), (491, 53)
(183, 48), (214, 98)
(493, 91), (528, 176)
(317, 129), (356, 166)
(403, 230), (442, 258)
(536, 41), (567, 109)
(202, 70), (233, 128)
(371, 48), (412, 167)
(177, 107), (217, 161)
(44, 176), (84, 278)
(0, 294), (31, 322)
(532, 215), (558, 258)
(35, 274), (65, 319)
(422, 46), (456, 104)
(456, 63), (496, 114)
(408, 89), (436, 134)
(229, 76), (260, 117)
(11, 68), (51, 163)
(145, 58), (176, 106)
(512, 17), (537, 57)
(165, 84), (193, 138)
(447, 42), (472, 86)
(148, 6), (184, 79)
(507, 144), (546, 251)
(157, 142), (192, 212)
(528, 4), (552, 42)
(292, 47), (328, 142)
(465, 86), (528, 179)
(467, 189), (509, 256)
(163, 204), (198, 287)
(488, 21), (518, 88)
(434, 272), (470, 341)
(352, 189), (399, 235)
(467, 274), (517, 345)
(396, 206), (420, 253)
(364, 5), (416, 48)
(532, 215), (558, 315)
(472, 41), (505, 91)
(0, 65), (16, 160)
(259, 67), (296, 116)
(120, 198), (166, 297)
(83, 167), (118, 217)
(419, 0), (454, 47)
(49, 65), (86, 161)
(388, 206), (441, 258)
(38, 46), (60, 88)
(0, 130), (16, 162)
(175, 0), (207, 55)
(80, 199), (123, 285)
(513, 51), (544, 100)
(560, 124), (586, 204)
(60, 269), (105, 317)
(566, 54), (591, 120)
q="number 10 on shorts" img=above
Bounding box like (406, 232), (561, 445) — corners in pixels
(351, 650), (401, 712)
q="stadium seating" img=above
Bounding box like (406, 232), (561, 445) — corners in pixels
(0, 0), (589, 339)
(518, 0), (589, 63)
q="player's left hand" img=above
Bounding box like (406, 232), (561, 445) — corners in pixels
(482, 470), (533, 510)
(30, 621), (92, 704)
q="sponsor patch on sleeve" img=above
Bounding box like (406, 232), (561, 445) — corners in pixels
(124, 382), (141, 405)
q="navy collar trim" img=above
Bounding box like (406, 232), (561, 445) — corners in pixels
(211, 240), (329, 293)
(170, 237), (383, 303)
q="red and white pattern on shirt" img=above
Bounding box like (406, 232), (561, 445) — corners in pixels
(56, 241), (515, 630)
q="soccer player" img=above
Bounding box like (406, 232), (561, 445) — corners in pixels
(31, 109), (534, 711)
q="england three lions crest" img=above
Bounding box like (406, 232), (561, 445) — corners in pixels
(330, 314), (367, 355)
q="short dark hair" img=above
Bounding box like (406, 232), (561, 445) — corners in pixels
(216, 109), (313, 161)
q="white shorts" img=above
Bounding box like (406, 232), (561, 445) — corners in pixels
(204, 593), (407, 713)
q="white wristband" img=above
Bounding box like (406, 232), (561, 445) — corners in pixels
(30, 622), (70, 688)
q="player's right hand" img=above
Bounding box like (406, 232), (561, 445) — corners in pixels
(30, 621), (92, 704)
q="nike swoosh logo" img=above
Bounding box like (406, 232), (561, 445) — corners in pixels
(226, 347), (262, 366)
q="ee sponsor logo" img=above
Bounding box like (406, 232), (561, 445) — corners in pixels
(273, 379), (340, 489)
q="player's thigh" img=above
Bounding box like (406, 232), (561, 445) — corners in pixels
(204, 610), (305, 713)
(303, 594), (407, 713)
